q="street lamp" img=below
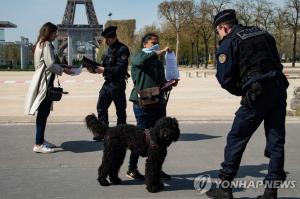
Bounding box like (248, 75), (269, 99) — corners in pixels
(108, 12), (112, 26)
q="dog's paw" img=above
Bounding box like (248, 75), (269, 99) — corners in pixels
(146, 185), (163, 193)
(110, 177), (122, 185)
(97, 177), (110, 186)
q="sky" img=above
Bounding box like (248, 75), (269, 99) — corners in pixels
(0, 0), (286, 43)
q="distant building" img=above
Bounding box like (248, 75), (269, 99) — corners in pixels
(0, 42), (4, 65)
(0, 29), (4, 42)
(0, 21), (17, 42)
(20, 36), (30, 69)
(0, 21), (17, 67)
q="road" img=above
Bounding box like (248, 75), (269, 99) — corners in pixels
(0, 122), (299, 199)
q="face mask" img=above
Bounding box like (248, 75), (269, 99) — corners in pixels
(150, 44), (160, 51)
(142, 44), (160, 53)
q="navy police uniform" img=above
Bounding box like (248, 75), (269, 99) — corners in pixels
(214, 10), (289, 188)
(97, 26), (130, 125)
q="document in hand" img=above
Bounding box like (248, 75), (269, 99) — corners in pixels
(165, 51), (180, 81)
(70, 65), (82, 76)
(82, 56), (101, 72)
(160, 79), (177, 91)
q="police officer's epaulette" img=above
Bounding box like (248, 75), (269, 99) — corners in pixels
(235, 27), (267, 40)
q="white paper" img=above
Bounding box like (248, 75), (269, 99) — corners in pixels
(70, 65), (82, 76)
(165, 52), (180, 80)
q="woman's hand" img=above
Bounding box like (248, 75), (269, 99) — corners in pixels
(95, 66), (104, 74)
(63, 67), (74, 75)
(87, 66), (104, 74)
(163, 47), (170, 52)
(173, 79), (179, 87)
(87, 67), (96, 73)
(156, 47), (170, 56)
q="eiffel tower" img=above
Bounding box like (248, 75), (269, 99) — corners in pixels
(57, 0), (103, 64)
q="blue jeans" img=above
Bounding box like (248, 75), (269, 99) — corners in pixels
(35, 98), (52, 145)
(128, 102), (166, 171)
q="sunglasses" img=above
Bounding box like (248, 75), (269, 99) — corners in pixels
(151, 41), (160, 45)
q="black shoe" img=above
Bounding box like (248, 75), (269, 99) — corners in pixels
(206, 187), (233, 199)
(126, 170), (145, 180)
(160, 170), (171, 180)
(257, 188), (277, 199)
(97, 177), (110, 186)
(109, 177), (122, 185)
(93, 136), (103, 142)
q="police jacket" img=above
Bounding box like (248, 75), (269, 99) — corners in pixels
(102, 40), (130, 82)
(216, 24), (285, 96)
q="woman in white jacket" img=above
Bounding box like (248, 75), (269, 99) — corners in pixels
(25, 22), (73, 153)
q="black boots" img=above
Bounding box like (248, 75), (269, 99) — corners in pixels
(206, 181), (233, 199)
(257, 188), (277, 199)
(206, 187), (233, 199)
(206, 187), (277, 199)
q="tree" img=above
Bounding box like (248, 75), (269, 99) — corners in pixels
(97, 20), (136, 63)
(4, 43), (20, 66)
(133, 24), (161, 54)
(271, 8), (288, 58)
(158, 0), (193, 62)
(210, 0), (231, 13)
(286, 0), (300, 67)
(209, 0), (230, 67)
(157, 22), (177, 52)
(235, 0), (254, 26)
(185, 1), (199, 67)
(196, 0), (214, 68)
(105, 19), (136, 49)
(252, 0), (274, 31)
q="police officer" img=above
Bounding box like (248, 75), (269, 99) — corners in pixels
(206, 10), (289, 199)
(89, 26), (130, 140)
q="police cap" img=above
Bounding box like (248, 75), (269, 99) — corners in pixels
(101, 26), (117, 38)
(213, 9), (237, 27)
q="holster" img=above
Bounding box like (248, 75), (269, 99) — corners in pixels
(242, 81), (263, 108)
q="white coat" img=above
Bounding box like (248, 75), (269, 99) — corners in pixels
(24, 41), (63, 115)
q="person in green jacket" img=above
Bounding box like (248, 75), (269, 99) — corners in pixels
(126, 32), (171, 181)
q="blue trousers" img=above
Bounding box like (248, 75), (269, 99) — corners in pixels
(35, 98), (52, 145)
(128, 103), (166, 171)
(220, 82), (287, 184)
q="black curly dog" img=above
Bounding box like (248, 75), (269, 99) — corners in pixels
(85, 114), (180, 193)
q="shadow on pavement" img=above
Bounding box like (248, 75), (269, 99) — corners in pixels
(179, 132), (221, 141)
(164, 164), (297, 198)
(165, 164), (269, 192)
(237, 197), (299, 199)
(121, 179), (145, 186)
(59, 140), (103, 153)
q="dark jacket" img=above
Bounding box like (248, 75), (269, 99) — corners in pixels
(102, 40), (130, 82)
(216, 24), (287, 96)
(129, 50), (166, 103)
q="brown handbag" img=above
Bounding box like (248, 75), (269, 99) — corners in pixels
(137, 87), (160, 109)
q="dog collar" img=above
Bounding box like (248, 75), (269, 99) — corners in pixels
(144, 129), (158, 149)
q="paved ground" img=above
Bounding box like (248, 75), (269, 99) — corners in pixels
(0, 122), (299, 199)
(0, 70), (299, 123)
(0, 70), (299, 198)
